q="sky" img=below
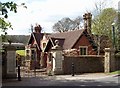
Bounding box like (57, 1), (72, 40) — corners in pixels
(1, 0), (120, 35)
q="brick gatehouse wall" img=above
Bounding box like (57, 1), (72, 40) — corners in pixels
(63, 55), (104, 74)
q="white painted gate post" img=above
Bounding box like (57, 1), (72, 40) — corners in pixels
(51, 40), (64, 75)
(6, 45), (17, 78)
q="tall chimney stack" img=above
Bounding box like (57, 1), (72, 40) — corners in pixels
(34, 24), (42, 33)
(83, 13), (92, 34)
(83, 13), (87, 30)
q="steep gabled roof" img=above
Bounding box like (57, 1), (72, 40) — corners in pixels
(50, 37), (65, 47)
(28, 32), (44, 51)
(44, 37), (65, 52)
(48, 29), (85, 49)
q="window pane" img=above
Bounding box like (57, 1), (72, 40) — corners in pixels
(80, 48), (82, 55)
(80, 47), (87, 55)
(83, 48), (86, 55)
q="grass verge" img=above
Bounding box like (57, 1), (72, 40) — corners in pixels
(16, 50), (25, 56)
(109, 70), (120, 75)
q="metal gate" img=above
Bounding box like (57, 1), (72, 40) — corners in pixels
(19, 60), (47, 78)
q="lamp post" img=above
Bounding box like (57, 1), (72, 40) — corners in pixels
(111, 22), (115, 49)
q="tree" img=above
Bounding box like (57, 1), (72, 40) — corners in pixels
(115, 12), (120, 51)
(0, 1), (26, 41)
(52, 16), (82, 33)
(0, 2), (16, 35)
(91, 1), (118, 54)
(92, 8), (117, 38)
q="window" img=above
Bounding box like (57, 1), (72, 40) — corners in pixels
(43, 43), (46, 48)
(31, 50), (35, 54)
(26, 50), (30, 60)
(31, 49), (36, 60)
(26, 50), (29, 54)
(79, 46), (88, 55)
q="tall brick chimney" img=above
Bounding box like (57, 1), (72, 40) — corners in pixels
(34, 24), (42, 33)
(83, 13), (92, 34)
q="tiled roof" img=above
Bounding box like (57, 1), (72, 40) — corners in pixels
(48, 29), (85, 49)
(27, 29), (98, 52)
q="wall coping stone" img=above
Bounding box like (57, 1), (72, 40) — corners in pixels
(64, 55), (104, 58)
(104, 48), (116, 52)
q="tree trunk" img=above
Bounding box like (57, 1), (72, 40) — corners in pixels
(97, 35), (100, 55)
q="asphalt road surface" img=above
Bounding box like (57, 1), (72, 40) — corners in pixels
(2, 74), (120, 87)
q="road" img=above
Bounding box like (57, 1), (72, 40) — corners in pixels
(2, 74), (120, 87)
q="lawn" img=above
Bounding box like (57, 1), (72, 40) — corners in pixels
(16, 50), (25, 56)
(109, 70), (120, 75)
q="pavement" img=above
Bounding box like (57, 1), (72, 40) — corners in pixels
(53, 72), (118, 79)
(2, 72), (119, 86)
(56, 73), (116, 80)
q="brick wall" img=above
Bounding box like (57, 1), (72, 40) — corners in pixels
(115, 55), (120, 70)
(63, 55), (104, 74)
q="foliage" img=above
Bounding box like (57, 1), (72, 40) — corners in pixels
(92, 8), (117, 38)
(0, 2), (18, 17)
(116, 50), (120, 55)
(116, 12), (120, 50)
(92, 7), (118, 54)
(89, 1), (119, 54)
(16, 50), (25, 56)
(0, 1), (26, 41)
(0, 1), (18, 34)
(52, 16), (82, 33)
(6, 35), (30, 44)
(108, 70), (120, 75)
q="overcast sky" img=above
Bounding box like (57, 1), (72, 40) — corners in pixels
(1, 0), (120, 35)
